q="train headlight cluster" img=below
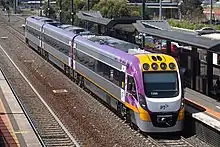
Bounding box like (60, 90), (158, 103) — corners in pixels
(169, 63), (176, 70)
(143, 63), (150, 70)
(151, 63), (158, 70)
(143, 62), (176, 70)
(160, 63), (167, 70)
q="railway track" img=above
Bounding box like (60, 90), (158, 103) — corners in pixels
(1, 67), (80, 147)
(0, 17), (81, 146)
(151, 135), (194, 147)
(0, 13), (199, 147)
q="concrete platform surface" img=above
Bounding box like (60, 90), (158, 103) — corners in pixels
(0, 70), (41, 147)
(185, 88), (220, 131)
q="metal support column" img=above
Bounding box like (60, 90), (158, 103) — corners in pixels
(87, 0), (90, 11)
(142, 34), (145, 48)
(142, 0), (146, 20)
(207, 52), (213, 96)
(166, 41), (171, 54)
(141, 0), (146, 48)
(14, 0), (17, 14)
(191, 47), (198, 90)
(159, 0), (162, 20)
(59, 0), (62, 23)
(71, 0), (74, 25)
(210, 0), (213, 24)
(47, 0), (50, 17)
(98, 25), (101, 34)
(40, 0), (42, 16)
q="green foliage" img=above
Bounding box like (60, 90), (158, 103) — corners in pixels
(168, 19), (220, 30)
(42, 0), (140, 25)
(179, 0), (206, 22)
(131, 10), (140, 17)
(92, 0), (132, 18)
(42, 1), (57, 19)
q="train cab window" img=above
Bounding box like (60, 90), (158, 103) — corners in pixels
(127, 75), (137, 99)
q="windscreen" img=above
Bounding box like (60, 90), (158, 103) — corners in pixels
(143, 72), (179, 98)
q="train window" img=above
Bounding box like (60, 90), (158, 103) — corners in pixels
(76, 50), (85, 63)
(76, 50), (95, 70)
(75, 50), (125, 89)
(127, 76), (137, 99)
(43, 34), (70, 56)
(27, 26), (40, 37)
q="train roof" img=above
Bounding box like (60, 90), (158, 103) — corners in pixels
(75, 35), (140, 65)
(27, 16), (54, 23)
(27, 16), (168, 65)
(64, 26), (85, 31)
(26, 16), (56, 28)
(88, 36), (139, 53)
(43, 23), (76, 40)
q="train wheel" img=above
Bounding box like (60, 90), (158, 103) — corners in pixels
(45, 51), (49, 61)
(117, 103), (128, 120)
(79, 76), (84, 88)
(64, 65), (69, 77)
(25, 38), (28, 44)
(37, 47), (41, 54)
(117, 102), (134, 129)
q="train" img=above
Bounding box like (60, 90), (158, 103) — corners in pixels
(25, 16), (184, 133)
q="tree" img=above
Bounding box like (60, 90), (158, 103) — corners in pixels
(42, 1), (57, 19)
(180, 0), (206, 22)
(131, 10), (140, 17)
(42, 0), (141, 25)
(55, 0), (86, 23)
(0, 0), (6, 8)
(92, 0), (132, 18)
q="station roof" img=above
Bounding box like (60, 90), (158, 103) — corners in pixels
(77, 11), (220, 52)
(139, 20), (171, 30)
(76, 11), (140, 32)
(133, 20), (220, 52)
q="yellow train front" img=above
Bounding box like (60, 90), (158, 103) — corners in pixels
(127, 53), (184, 132)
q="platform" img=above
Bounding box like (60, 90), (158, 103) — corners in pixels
(185, 88), (220, 147)
(185, 88), (220, 118)
(185, 88), (220, 130)
(0, 70), (41, 147)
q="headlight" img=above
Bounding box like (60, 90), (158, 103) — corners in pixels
(143, 63), (150, 70)
(139, 94), (147, 110)
(169, 63), (176, 70)
(160, 63), (167, 70)
(151, 63), (158, 70)
(181, 98), (184, 108)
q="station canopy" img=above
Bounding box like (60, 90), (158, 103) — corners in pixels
(133, 20), (220, 52)
(76, 11), (220, 52)
(76, 11), (140, 32)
